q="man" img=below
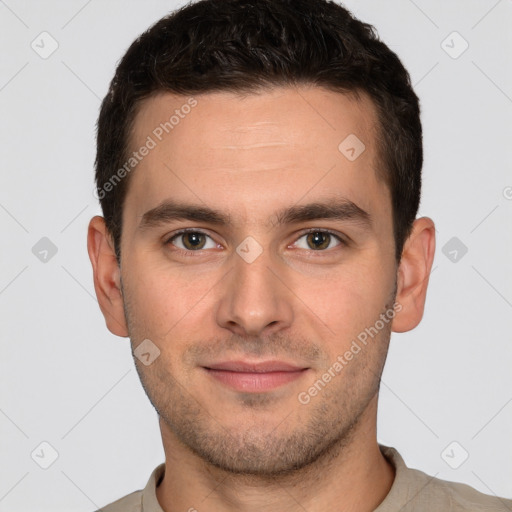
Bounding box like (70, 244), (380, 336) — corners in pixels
(87, 0), (512, 510)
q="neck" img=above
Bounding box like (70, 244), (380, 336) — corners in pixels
(155, 396), (395, 512)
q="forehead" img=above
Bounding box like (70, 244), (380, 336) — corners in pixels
(124, 86), (389, 230)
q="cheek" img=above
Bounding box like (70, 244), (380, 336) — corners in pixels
(122, 255), (219, 338)
(299, 266), (389, 340)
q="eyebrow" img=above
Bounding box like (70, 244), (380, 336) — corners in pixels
(138, 197), (372, 231)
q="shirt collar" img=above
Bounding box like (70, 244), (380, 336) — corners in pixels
(141, 462), (165, 512)
(374, 444), (429, 511)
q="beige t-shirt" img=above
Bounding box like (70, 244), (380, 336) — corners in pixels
(95, 444), (512, 511)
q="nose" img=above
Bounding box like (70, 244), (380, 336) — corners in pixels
(215, 244), (294, 338)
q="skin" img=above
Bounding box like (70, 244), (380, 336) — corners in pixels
(87, 86), (435, 512)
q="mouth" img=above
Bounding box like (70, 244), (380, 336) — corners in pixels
(202, 360), (310, 392)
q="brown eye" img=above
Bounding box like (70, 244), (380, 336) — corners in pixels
(294, 230), (343, 251)
(181, 232), (206, 250)
(307, 232), (330, 250)
(166, 231), (216, 251)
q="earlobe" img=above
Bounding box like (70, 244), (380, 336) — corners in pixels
(87, 216), (129, 337)
(392, 217), (436, 333)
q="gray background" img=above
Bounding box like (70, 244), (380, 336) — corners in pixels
(1, 0), (511, 510)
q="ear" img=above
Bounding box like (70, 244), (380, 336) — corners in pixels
(392, 217), (436, 333)
(87, 216), (129, 337)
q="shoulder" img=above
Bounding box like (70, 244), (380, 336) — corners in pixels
(379, 445), (512, 512)
(420, 473), (512, 511)
(93, 489), (142, 512)
(92, 462), (165, 512)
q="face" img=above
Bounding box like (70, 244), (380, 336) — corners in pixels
(117, 86), (399, 475)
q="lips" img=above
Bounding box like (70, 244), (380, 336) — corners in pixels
(202, 360), (310, 392)
(203, 360), (307, 373)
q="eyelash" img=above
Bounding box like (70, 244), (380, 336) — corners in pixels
(164, 228), (347, 257)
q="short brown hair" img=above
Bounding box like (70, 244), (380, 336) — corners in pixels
(95, 0), (423, 264)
